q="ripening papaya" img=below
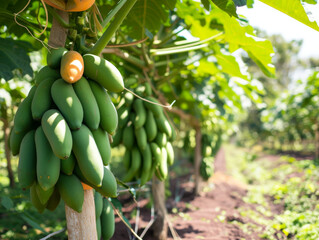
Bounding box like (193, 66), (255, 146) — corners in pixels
(51, 78), (83, 130)
(44, 0), (95, 12)
(60, 50), (84, 83)
(83, 54), (124, 93)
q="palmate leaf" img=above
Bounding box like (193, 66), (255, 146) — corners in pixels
(0, 38), (33, 81)
(210, 0), (238, 17)
(122, 0), (176, 39)
(260, 0), (319, 32)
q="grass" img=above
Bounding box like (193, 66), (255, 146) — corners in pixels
(225, 144), (319, 240)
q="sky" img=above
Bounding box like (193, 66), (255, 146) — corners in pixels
(237, 1), (319, 59)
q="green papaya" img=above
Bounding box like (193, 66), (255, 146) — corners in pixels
(10, 127), (26, 156)
(111, 128), (123, 147)
(123, 147), (141, 182)
(47, 47), (68, 69)
(145, 111), (157, 142)
(96, 216), (102, 240)
(143, 96), (164, 118)
(34, 66), (60, 86)
(83, 54), (124, 92)
(30, 183), (47, 213)
(124, 77), (138, 88)
(72, 125), (104, 187)
(96, 167), (117, 198)
(35, 126), (61, 191)
(57, 173), (84, 213)
(123, 148), (131, 170)
(140, 144), (152, 186)
(101, 198), (115, 240)
(18, 130), (36, 189)
(122, 124), (134, 150)
(155, 115), (172, 138)
(35, 183), (54, 205)
(158, 147), (168, 180)
(61, 153), (76, 175)
(133, 99), (146, 128)
(166, 142), (174, 166)
(51, 78), (83, 130)
(91, 127), (111, 166)
(118, 105), (131, 128)
(89, 81), (118, 135)
(124, 92), (134, 106)
(155, 132), (167, 148)
(73, 77), (100, 130)
(94, 191), (103, 218)
(14, 86), (37, 134)
(46, 186), (61, 211)
(41, 109), (72, 159)
(135, 127), (147, 151)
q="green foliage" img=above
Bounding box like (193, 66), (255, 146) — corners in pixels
(0, 38), (33, 81)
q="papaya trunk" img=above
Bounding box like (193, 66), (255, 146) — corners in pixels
(48, 10), (69, 48)
(194, 127), (202, 195)
(151, 176), (167, 240)
(65, 189), (97, 240)
(2, 116), (15, 188)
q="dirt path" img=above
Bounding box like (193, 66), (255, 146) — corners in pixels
(111, 148), (279, 240)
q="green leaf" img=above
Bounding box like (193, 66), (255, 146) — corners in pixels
(1, 196), (14, 210)
(122, 0), (174, 39)
(233, 0), (247, 6)
(259, 0), (319, 32)
(201, 0), (211, 10)
(302, 0), (317, 4)
(210, 0), (238, 17)
(0, 38), (33, 81)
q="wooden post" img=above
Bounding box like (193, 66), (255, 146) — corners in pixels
(151, 176), (167, 240)
(194, 127), (202, 195)
(65, 189), (97, 240)
(48, 10), (97, 240)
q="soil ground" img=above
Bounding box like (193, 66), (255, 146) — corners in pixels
(111, 148), (284, 240)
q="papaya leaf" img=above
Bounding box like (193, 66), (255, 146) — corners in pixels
(21, 213), (47, 233)
(210, 0), (238, 17)
(1, 196), (14, 210)
(0, 38), (33, 81)
(259, 0), (319, 32)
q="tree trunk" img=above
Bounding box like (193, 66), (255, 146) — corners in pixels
(48, 10), (69, 48)
(65, 189), (97, 240)
(151, 176), (167, 240)
(194, 127), (202, 195)
(2, 116), (15, 188)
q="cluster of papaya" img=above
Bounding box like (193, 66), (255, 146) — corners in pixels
(112, 81), (176, 184)
(9, 47), (124, 213)
(94, 191), (115, 240)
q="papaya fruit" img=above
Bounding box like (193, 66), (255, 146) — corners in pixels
(44, 0), (95, 12)
(41, 109), (72, 159)
(101, 198), (115, 240)
(94, 191), (103, 219)
(51, 78), (83, 130)
(89, 81), (118, 135)
(96, 166), (117, 198)
(91, 127), (111, 166)
(61, 153), (76, 175)
(140, 144), (152, 186)
(34, 66), (60, 86)
(35, 183), (54, 205)
(60, 50), (84, 83)
(145, 111), (157, 142)
(96, 216), (102, 240)
(143, 96), (164, 118)
(118, 105), (131, 128)
(111, 127), (123, 147)
(35, 126), (61, 191)
(72, 125), (104, 187)
(30, 183), (47, 213)
(123, 147), (141, 182)
(10, 127), (26, 156)
(13, 86), (37, 134)
(122, 124), (134, 150)
(158, 147), (168, 180)
(73, 77), (100, 130)
(123, 148), (131, 170)
(83, 54), (124, 92)
(46, 186), (61, 211)
(31, 77), (55, 120)
(18, 130), (36, 189)
(155, 115), (172, 138)
(124, 92), (134, 106)
(135, 127), (147, 151)
(132, 99), (146, 128)
(166, 142), (174, 166)
(57, 173), (84, 213)
(150, 143), (161, 169)
(155, 132), (167, 148)
(47, 47), (68, 69)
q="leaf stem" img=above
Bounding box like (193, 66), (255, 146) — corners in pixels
(88, 0), (138, 55)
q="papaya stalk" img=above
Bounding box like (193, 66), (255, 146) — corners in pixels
(88, 0), (138, 56)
